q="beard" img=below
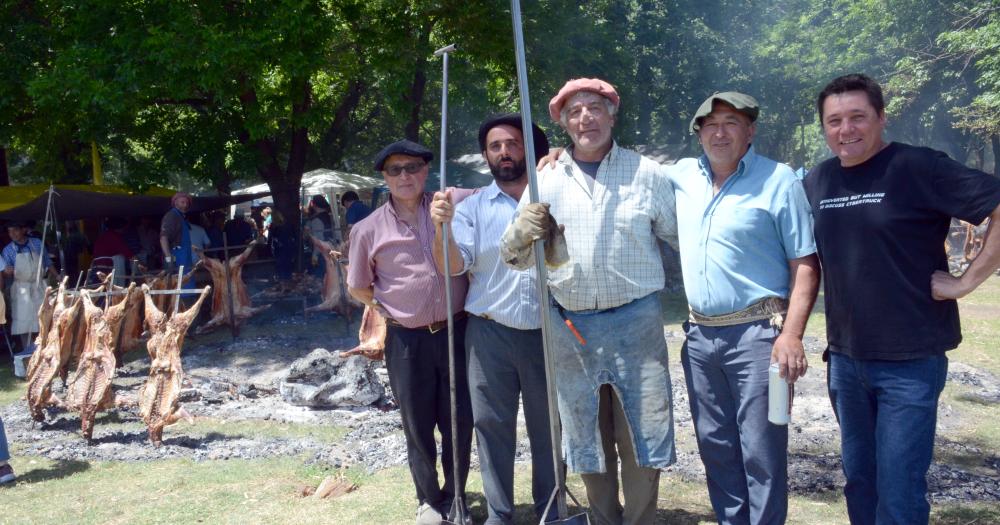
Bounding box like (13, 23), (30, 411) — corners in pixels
(488, 156), (527, 183)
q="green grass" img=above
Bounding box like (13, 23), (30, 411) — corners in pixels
(0, 362), (24, 406)
(951, 277), (1000, 376)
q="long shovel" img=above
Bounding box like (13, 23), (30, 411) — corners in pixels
(510, 1), (590, 523)
(435, 42), (469, 525)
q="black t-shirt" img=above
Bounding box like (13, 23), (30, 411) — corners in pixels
(804, 142), (1000, 360)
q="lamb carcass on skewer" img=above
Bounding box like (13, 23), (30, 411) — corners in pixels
(139, 284), (210, 445)
(25, 278), (83, 422)
(65, 286), (135, 440)
(25, 285), (60, 379)
(340, 305), (387, 361)
(114, 283), (146, 362)
(96, 275), (147, 366)
(144, 265), (201, 318)
(195, 240), (269, 334)
(305, 237), (360, 318)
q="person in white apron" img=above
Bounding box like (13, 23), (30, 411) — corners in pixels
(2, 222), (55, 350)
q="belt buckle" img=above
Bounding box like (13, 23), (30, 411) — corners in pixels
(428, 322), (442, 334)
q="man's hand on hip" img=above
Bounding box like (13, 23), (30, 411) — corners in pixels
(930, 269), (971, 300)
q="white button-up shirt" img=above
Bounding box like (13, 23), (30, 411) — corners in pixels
(517, 142), (678, 311)
(452, 182), (541, 330)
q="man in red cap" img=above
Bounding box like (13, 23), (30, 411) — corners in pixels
(502, 78), (679, 524)
(160, 192), (194, 274)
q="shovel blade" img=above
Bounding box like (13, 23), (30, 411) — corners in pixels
(545, 513), (590, 525)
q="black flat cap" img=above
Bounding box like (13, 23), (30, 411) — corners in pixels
(373, 139), (433, 171)
(4, 220), (32, 228)
(478, 113), (550, 157)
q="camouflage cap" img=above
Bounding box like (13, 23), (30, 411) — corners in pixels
(690, 91), (760, 134)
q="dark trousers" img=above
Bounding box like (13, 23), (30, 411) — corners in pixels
(466, 315), (556, 524)
(384, 317), (473, 508)
(682, 320), (787, 525)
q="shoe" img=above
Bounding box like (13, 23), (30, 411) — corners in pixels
(415, 502), (444, 525)
(0, 464), (15, 485)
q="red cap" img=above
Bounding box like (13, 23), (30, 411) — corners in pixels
(171, 192), (192, 207)
(548, 78), (620, 122)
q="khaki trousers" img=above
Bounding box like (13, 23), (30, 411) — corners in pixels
(580, 385), (661, 525)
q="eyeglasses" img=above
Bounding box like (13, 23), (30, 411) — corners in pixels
(384, 162), (426, 177)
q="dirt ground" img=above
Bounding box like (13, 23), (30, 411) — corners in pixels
(2, 274), (999, 508)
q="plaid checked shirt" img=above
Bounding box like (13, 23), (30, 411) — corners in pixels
(524, 142), (678, 311)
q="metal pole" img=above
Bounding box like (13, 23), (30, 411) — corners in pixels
(510, 1), (571, 520)
(36, 184), (56, 285)
(434, 42), (466, 525)
(173, 265), (184, 315)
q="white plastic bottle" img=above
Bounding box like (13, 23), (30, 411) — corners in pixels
(768, 363), (792, 425)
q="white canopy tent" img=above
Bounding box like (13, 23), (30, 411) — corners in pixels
(232, 168), (384, 205)
(231, 168), (384, 242)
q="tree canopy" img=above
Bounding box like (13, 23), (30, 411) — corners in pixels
(2, 0), (997, 218)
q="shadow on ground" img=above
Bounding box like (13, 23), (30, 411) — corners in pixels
(16, 459), (90, 484)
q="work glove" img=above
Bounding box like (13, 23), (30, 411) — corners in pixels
(500, 203), (569, 270)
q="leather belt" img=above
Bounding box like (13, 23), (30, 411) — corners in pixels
(384, 311), (468, 334)
(689, 297), (789, 329)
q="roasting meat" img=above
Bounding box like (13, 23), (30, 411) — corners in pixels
(305, 237), (360, 318)
(340, 305), (387, 361)
(90, 272), (147, 366)
(65, 287), (133, 440)
(26, 285), (60, 379)
(139, 284), (211, 445)
(195, 241), (269, 334)
(144, 265), (201, 318)
(25, 279), (82, 422)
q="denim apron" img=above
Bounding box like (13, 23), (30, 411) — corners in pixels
(169, 208), (194, 288)
(548, 292), (676, 473)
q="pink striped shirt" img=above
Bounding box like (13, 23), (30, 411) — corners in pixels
(347, 190), (473, 328)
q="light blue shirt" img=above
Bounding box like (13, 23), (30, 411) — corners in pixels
(667, 146), (816, 316)
(453, 181), (540, 330)
(1, 237), (50, 271)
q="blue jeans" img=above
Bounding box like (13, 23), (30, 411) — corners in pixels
(547, 293), (676, 474)
(0, 416), (10, 462)
(682, 320), (787, 525)
(828, 352), (948, 525)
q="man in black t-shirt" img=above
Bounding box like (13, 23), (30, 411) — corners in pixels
(804, 73), (1000, 525)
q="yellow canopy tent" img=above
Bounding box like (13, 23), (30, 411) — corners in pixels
(0, 184), (268, 221)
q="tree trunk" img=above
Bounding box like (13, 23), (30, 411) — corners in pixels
(404, 68), (427, 143)
(214, 163), (232, 196)
(0, 147), (8, 186)
(992, 134), (999, 179)
(403, 20), (433, 143)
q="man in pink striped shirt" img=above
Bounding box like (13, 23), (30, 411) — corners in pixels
(347, 139), (475, 525)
